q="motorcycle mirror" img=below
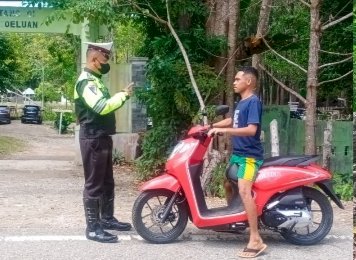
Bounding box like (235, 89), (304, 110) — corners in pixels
(215, 105), (229, 116)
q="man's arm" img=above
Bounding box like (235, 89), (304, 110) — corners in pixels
(210, 124), (257, 136)
(212, 118), (232, 128)
(209, 99), (261, 137)
(78, 81), (133, 115)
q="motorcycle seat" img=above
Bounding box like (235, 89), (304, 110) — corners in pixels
(261, 155), (319, 168)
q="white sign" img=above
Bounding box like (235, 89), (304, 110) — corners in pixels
(0, 7), (80, 35)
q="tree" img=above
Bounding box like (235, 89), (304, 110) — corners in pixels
(4, 33), (80, 102)
(250, 0), (352, 154)
(113, 21), (146, 63)
(252, 0), (273, 94)
(34, 82), (61, 102)
(298, 0), (351, 154)
(25, 0), (352, 174)
(0, 34), (17, 93)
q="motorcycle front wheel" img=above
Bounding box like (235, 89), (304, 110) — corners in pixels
(132, 189), (188, 244)
(280, 187), (333, 245)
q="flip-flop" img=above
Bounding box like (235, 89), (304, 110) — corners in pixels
(237, 244), (268, 258)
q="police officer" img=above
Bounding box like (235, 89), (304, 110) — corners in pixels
(74, 42), (133, 243)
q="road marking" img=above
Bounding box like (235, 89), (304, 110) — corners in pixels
(0, 235), (143, 242)
(0, 235), (87, 242)
(0, 234), (352, 242)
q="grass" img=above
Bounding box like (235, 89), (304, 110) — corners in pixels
(0, 136), (25, 157)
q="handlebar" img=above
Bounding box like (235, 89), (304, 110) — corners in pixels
(192, 128), (223, 139)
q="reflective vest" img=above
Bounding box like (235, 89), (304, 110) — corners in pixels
(74, 69), (129, 138)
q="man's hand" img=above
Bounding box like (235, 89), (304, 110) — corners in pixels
(123, 82), (134, 96)
(208, 128), (226, 137)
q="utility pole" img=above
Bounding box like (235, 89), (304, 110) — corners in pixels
(41, 66), (44, 108)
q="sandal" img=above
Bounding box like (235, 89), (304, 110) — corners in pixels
(237, 244), (267, 258)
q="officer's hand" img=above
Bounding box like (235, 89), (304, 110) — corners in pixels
(124, 82), (134, 96)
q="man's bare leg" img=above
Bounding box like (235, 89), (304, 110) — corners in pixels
(237, 179), (267, 258)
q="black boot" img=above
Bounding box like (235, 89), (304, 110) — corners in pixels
(101, 195), (132, 231)
(83, 198), (118, 243)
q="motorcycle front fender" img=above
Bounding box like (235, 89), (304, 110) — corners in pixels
(139, 173), (181, 193)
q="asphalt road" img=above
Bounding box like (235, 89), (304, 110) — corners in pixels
(0, 121), (353, 260)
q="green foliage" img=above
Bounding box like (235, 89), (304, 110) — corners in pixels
(114, 21), (146, 62)
(257, 0), (352, 108)
(0, 34), (17, 93)
(135, 57), (223, 179)
(54, 112), (75, 133)
(25, 0), (129, 30)
(130, 1), (226, 180)
(332, 172), (353, 201)
(112, 149), (125, 165)
(135, 123), (177, 181)
(42, 107), (57, 121)
(258, 1), (310, 98)
(4, 33), (79, 100)
(35, 82), (61, 102)
(353, 2), (356, 111)
(206, 162), (228, 198)
(353, 43), (356, 111)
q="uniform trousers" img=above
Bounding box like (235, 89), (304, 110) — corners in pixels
(79, 135), (115, 199)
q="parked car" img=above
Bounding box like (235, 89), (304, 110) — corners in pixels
(290, 108), (306, 120)
(21, 105), (42, 124)
(0, 105), (11, 124)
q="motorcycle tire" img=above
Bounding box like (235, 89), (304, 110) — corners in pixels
(280, 187), (333, 245)
(132, 189), (188, 244)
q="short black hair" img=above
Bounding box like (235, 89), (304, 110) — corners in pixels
(238, 66), (259, 80)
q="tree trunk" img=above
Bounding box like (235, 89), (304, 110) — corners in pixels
(275, 85), (280, 105)
(206, 0), (230, 155)
(223, 0), (240, 156)
(252, 0), (273, 95)
(280, 84), (285, 104)
(226, 0), (239, 116)
(207, 0), (229, 75)
(305, 0), (322, 155)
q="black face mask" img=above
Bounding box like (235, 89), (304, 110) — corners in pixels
(99, 62), (110, 74)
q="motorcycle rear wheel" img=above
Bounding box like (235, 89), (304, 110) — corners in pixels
(280, 187), (333, 245)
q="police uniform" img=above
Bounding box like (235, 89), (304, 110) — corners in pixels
(74, 42), (132, 243)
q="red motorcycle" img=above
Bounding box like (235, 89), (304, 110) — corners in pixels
(132, 105), (343, 245)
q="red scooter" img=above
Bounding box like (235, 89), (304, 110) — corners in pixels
(132, 105), (343, 245)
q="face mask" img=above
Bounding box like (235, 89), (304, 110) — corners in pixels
(98, 62), (110, 74)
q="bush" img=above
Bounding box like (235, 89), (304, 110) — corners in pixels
(332, 172), (353, 201)
(135, 123), (177, 181)
(42, 107), (57, 121)
(206, 162), (228, 198)
(112, 149), (125, 165)
(54, 112), (75, 134)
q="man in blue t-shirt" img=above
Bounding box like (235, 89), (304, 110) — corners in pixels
(208, 67), (267, 258)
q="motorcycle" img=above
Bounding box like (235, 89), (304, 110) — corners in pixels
(132, 105), (343, 245)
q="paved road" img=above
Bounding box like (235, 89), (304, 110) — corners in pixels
(0, 121), (353, 260)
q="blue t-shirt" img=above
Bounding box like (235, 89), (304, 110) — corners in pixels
(232, 95), (264, 160)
